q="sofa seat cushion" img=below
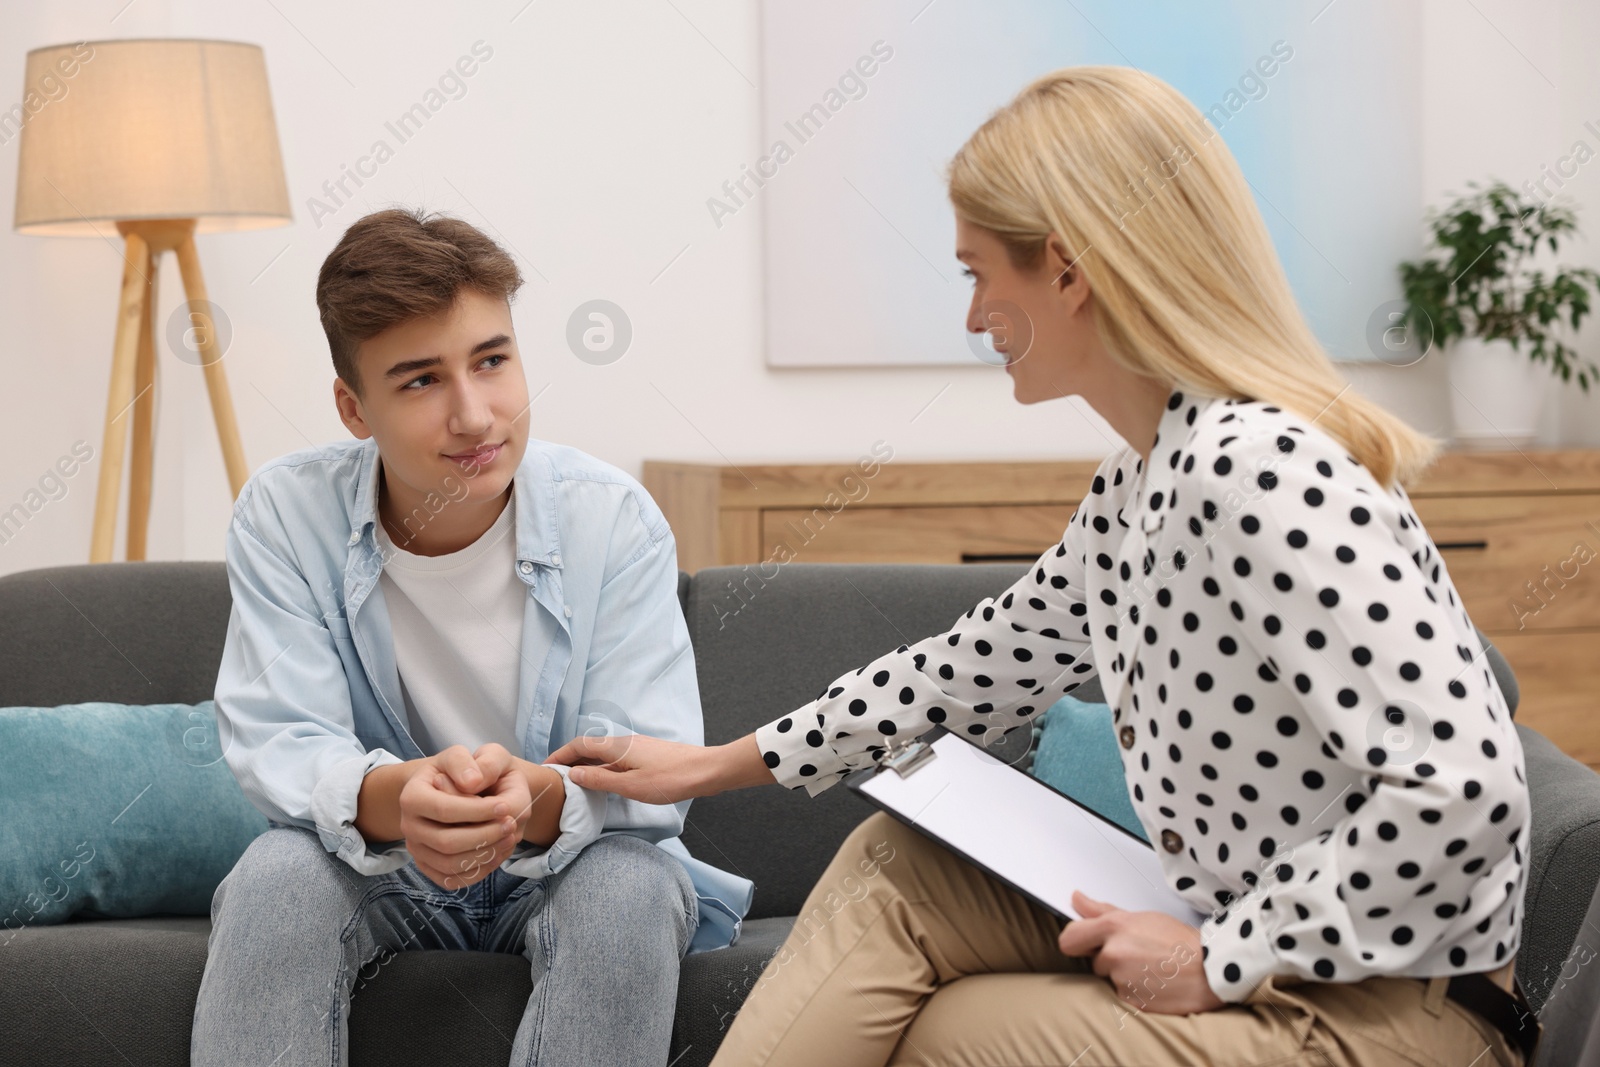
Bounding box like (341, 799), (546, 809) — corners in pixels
(343, 915), (794, 1067)
(0, 916), (211, 1065)
(0, 913), (794, 1067)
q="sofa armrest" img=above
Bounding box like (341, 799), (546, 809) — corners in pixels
(1517, 723), (1600, 1014)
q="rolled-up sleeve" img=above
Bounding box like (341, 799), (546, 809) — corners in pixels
(499, 764), (609, 878)
(308, 749), (410, 874)
(216, 493), (412, 876)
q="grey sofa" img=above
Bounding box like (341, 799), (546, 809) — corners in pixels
(1, 560), (1598, 1067)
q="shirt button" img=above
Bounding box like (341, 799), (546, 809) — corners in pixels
(1119, 725), (1135, 750)
(563, 604), (572, 618)
(519, 561), (533, 574)
(551, 553), (562, 566)
(1161, 829), (1183, 854)
(348, 532), (360, 546)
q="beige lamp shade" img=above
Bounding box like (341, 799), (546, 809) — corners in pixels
(13, 38), (292, 235)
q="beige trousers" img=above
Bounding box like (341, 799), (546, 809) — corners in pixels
(709, 811), (1526, 1067)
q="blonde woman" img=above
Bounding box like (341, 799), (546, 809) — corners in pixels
(549, 67), (1537, 1067)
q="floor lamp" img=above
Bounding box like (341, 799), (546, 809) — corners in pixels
(12, 39), (291, 562)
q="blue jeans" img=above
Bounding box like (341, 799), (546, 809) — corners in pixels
(191, 825), (698, 1067)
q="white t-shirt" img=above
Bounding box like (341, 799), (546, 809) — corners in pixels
(374, 488), (524, 757)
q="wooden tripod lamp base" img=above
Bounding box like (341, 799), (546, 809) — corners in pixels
(91, 218), (250, 563)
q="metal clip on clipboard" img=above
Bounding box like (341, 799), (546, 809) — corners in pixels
(883, 736), (937, 777)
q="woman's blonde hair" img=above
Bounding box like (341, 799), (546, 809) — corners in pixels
(947, 66), (1440, 489)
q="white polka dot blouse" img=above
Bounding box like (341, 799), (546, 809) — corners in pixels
(754, 387), (1530, 1001)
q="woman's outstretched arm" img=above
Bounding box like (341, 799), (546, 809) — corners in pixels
(548, 451), (1116, 804)
(546, 732), (774, 804)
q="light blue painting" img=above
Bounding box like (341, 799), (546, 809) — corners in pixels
(755, 0), (1421, 366)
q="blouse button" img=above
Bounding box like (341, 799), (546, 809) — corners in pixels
(1161, 829), (1183, 854)
(519, 561), (533, 574)
(1119, 725), (1135, 750)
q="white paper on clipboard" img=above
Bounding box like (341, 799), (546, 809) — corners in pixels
(852, 731), (1206, 925)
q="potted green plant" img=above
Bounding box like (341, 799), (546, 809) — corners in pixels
(1399, 179), (1600, 448)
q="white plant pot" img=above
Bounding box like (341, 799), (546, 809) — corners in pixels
(1446, 337), (1550, 450)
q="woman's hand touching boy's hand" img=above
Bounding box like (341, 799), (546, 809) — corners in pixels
(545, 732), (777, 802)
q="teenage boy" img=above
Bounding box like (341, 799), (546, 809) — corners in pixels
(190, 207), (752, 1067)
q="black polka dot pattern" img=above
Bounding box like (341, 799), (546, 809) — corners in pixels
(754, 387), (1530, 1002)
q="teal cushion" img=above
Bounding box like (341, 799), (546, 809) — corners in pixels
(1028, 694), (1149, 842)
(0, 700), (268, 929)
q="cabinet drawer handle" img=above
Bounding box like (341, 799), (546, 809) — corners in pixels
(1435, 539), (1489, 551)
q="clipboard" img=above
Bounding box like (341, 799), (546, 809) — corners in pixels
(844, 726), (1206, 925)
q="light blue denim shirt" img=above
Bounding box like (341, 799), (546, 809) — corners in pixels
(213, 434), (753, 953)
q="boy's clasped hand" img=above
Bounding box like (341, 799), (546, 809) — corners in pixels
(399, 742), (544, 891)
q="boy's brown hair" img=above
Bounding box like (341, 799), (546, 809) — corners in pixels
(317, 207), (524, 398)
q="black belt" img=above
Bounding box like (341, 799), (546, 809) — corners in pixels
(1444, 971), (1542, 1063)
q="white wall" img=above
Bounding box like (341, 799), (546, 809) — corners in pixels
(1349, 0), (1600, 450)
(2, 0), (1597, 575)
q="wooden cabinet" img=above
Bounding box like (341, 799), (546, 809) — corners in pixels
(644, 451), (1600, 770)
(642, 460), (1106, 569)
(1405, 451), (1600, 770)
